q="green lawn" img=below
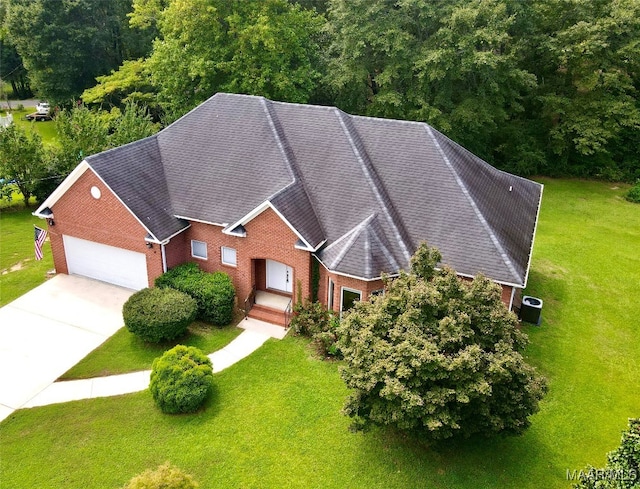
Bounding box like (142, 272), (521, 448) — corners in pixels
(60, 321), (243, 380)
(0, 202), (53, 306)
(1, 179), (639, 488)
(3, 106), (58, 146)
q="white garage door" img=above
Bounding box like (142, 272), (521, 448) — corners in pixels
(63, 235), (148, 290)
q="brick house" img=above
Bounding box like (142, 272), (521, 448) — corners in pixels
(34, 93), (542, 326)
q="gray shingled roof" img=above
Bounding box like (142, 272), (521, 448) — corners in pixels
(85, 93), (542, 286)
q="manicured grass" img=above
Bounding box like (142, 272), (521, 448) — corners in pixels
(3, 106), (58, 146)
(60, 321), (243, 380)
(0, 203), (53, 306)
(1, 179), (639, 488)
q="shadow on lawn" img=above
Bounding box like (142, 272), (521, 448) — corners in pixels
(355, 420), (564, 487)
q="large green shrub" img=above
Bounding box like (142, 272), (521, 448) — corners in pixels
(149, 345), (213, 414)
(123, 288), (197, 343)
(122, 462), (199, 489)
(338, 243), (548, 441)
(291, 300), (341, 358)
(572, 418), (639, 488)
(625, 182), (640, 203)
(155, 263), (236, 325)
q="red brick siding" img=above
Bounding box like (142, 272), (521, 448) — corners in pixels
(317, 261), (384, 314)
(180, 207), (312, 305)
(47, 169), (162, 287)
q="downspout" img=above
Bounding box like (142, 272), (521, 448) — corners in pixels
(161, 243), (168, 273)
(509, 286), (517, 312)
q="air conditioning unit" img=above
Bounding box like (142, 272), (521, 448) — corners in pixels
(519, 296), (543, 325)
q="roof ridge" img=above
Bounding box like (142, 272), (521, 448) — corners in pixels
(334, 108), (413, 264)
(323, 214), (375, 269)
(424, 125), (521, 283)
(260, 97), (326, 238)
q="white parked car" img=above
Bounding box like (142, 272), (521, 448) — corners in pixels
(36, 102), (50, 115)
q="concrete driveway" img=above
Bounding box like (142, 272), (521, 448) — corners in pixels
(0, 274), (134, 423)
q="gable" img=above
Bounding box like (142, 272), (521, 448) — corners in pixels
(46, 169), (150, 250)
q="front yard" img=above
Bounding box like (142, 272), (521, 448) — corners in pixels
(0, 178), (638, 488)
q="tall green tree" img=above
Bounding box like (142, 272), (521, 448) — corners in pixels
(4, 0), (153, 103)
(338, 243), (547, 441)
(528, 0), (640, 180)
(0, 124), (45, 204)
(136, 0), (326, 120)
(0, 5), (31, 100)
(326, 0), (537, 165)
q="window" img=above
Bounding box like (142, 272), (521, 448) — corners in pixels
(370, 289), (384, 297)
(221, 246), (237, 266)
(191, 240), (207, 260)
(340, 287), (362, 317)
(327, 278), (335, 310)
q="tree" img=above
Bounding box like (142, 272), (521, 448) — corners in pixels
(107, 102), (161, 147)
(0, 124), (46, 204)
(4, 0), (153, 103)
(326, 0), (537, 162)
(529, 0), (640, 180)
(81, 59), (158, 114)
(338, 243), (547, 441)
(138, 0), (326, 120)
(572, 418), (639, 488)
(32, 102), (160, 203)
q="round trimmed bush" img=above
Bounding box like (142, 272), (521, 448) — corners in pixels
(149, 345), (213, 414)
(123, 287), (197, 343)
(122, 462), (199, 488)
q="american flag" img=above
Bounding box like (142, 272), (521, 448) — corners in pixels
(34, 226), (47, 260)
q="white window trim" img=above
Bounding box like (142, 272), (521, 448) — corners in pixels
(191, 240), (207, 260)
(327, 278), (334, 310)
(340, 286), (362, 318)
(221, 246), (237, 267)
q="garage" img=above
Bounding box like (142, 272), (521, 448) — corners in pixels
(63, 235), (149, 290)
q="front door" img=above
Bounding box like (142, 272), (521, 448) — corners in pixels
(266, 259), (293, 293)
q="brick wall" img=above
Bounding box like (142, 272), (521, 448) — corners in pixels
(317, 260), (384, 314)
(179, 207), (312, 305)
(47, 169), (162, 287)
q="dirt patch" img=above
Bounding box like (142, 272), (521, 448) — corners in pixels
(1, 258), (31, 275)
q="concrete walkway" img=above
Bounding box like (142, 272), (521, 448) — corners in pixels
(23, 318), (287, 409)
(0, 275), (135, 423)
(0, 273), (287, 423)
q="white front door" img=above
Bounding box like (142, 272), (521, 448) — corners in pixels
(266, 259), (293, 293)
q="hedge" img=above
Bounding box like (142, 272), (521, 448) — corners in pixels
(155, 263), (235, 326)
(123, 287), (197, 343)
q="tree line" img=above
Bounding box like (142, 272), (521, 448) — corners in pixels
(2, 0), (640, 182)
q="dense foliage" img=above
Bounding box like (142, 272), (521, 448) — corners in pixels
(123, 287), (197, 343)
(626, 182), (640, 203)
(155, 263), (236, 326)
(290, 299), (341, 358)
(2, 0), (640, 182)
(122, 462), (199, 489)
(149, 345), (214, 414)
(572, 418), (639, 488)
(0, 124), (45, 203)
(338, 243), (547, 441)
(4, 0), (152, 104)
